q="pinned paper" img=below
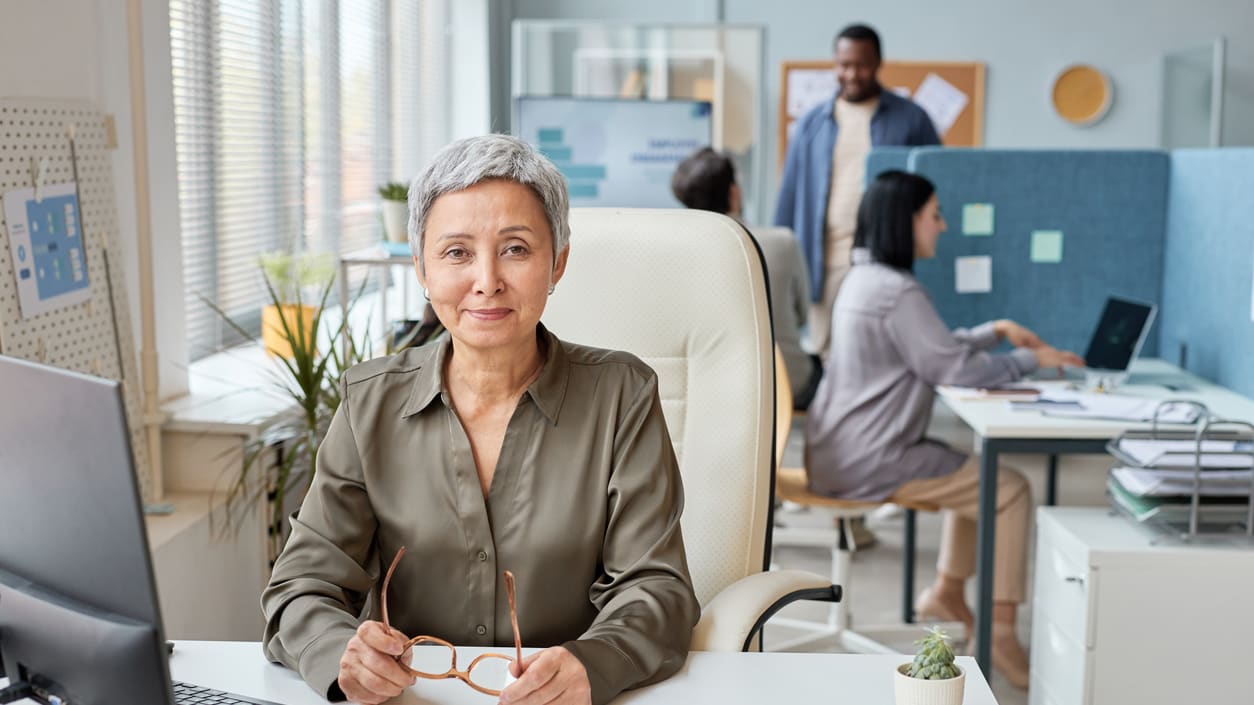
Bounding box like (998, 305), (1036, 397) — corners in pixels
(955, 255), (992, 294)
(4, 182), (91, 318)
(962, 204), (994, 236)
(912, 73), (969, 136)
(1031, 230), (1064, 263)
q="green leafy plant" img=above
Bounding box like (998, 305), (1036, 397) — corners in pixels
(907, 627), (960, 680)
(258, 251), (336, 305)
(204, 255), (369, 563)
(377, 181), (408, 201)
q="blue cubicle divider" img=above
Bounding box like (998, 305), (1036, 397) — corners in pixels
(907, 149), (1169, 357)
(866, 147), (912, 182)
(1159, 149), (1254, 398)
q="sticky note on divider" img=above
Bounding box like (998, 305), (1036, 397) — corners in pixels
(1031, 230), (1064, 263)
(955, 255), (992, 293)
(962, 203), (994, 236)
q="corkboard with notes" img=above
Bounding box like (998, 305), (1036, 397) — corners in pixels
(778, 60), (986, 168)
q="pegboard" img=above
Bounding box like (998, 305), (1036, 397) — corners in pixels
(0, 99), (152, 501)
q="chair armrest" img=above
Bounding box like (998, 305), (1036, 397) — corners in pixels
(690, 570), (841, 652)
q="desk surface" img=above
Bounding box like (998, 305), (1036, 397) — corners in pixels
(938, 359), (1254, 439)
(169, 641), (998, 705)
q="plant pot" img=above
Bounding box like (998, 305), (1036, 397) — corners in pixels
(381, 200), (409, 244)
(894, 663), (965, 705)
(262, 303), (318, 359)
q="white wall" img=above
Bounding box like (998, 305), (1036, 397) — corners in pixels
(0, 0), (187, 398)
(508, 0), (1254, 208)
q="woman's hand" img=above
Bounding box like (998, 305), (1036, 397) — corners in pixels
(994, 319), (1044, 349)
(1034, 345), (1085, 370)
(337, 621), (416, 705)
(499, 646), (591, 705)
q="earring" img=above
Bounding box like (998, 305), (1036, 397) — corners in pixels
(548, 284), (556, 295)
(422, 287), (430, 300)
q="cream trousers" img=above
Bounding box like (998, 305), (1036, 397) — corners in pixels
(888, 457), (1031, 604)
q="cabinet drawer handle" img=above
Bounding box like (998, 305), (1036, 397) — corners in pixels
(1064, 575), (1085, 587)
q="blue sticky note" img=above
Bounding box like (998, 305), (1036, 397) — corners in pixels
(962, 203), (994, 236)
(1031, 230), (1064, 263)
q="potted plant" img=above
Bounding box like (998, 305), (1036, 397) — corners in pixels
(206, 255), (369, 562)
(894, 627), (966, 705)
(258, 251), (335, 359)
(378, 182), (410, 244)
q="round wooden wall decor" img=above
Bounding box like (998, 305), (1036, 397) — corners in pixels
(1051, 64), (1112, 125)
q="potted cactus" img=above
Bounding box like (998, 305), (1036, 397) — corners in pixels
(894, 627), (966, 705)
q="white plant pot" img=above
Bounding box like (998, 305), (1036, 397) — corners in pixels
(894, 663), (965, 705)
(381, 200), (409, 244)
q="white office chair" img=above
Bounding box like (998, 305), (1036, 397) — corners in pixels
(542, 208), (837, 651)
(771, 358), (956, 654)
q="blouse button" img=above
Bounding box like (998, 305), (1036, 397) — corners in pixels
(477, 550), (488, 562)
(476, 624), (487, 636)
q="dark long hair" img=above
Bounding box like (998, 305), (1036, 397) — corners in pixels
(854, 170), (935, 272)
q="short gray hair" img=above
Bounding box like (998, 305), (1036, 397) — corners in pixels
(408, 134), (570, 274)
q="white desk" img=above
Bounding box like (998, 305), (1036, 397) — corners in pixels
(936, 358), (1254, 675)
(168, 641), (999, 704)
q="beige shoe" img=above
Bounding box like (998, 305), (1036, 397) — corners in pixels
(991, 622), (1030, 690)
(845, 516), (879, 549)
(967, 624), (1031, 690)
(913, 586), (973, 640)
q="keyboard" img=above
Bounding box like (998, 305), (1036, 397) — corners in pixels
(172, 680), (284, 705)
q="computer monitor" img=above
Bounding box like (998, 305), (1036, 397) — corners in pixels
(0, 355), (169, 704)
(1083, 296), (1157, 372)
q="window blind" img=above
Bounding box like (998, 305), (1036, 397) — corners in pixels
(171, 0), (451, 360)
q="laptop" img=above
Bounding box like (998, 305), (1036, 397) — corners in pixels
(0, 354), (279, 705)
(1083, 296), (1157, 373)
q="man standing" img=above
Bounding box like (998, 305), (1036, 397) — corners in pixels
(774, 24), (940, 359)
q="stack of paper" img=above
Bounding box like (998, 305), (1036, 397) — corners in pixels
(942, 381), (1075, 402)
(1011, 391), (1203, 423)
(1106, 475), (1251, 524)
(1110, 467), (1253, 497)
(1113, 438), (1254, 468)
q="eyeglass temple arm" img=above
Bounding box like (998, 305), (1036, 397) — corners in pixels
(381, 545), (407, 631)
(505, 570), (522, 666)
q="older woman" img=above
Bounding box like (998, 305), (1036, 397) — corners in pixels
(262, 135), (699, 705)
(806, 170), (1083, 689)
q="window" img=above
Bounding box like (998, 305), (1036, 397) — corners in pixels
(170, 0), (453, 360)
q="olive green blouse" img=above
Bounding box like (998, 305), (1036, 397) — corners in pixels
(261, 326), (699, 705)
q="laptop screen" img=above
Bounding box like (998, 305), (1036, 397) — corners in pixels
(1083, 297), (1157, 372)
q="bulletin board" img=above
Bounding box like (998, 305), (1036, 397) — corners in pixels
(778, 60), (986, 168)
(0, 99), (153, 501)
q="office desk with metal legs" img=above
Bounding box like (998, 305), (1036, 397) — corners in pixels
(940, 359), (1254, 676)
(972, 438), (1106, 674)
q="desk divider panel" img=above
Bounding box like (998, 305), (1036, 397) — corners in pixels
(865, 147), (913, 183)
(1160, 149), (1254, 398)
(907, 148), (1169, 358)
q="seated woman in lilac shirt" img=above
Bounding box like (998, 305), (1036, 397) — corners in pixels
(805, 170), (1083, 689)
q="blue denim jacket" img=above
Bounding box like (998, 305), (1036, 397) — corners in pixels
(773, 89), (940, 301)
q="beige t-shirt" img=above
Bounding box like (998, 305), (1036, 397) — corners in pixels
(824, 97), (879, 268)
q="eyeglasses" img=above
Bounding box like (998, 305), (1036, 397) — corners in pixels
(381, 546), (524, 696)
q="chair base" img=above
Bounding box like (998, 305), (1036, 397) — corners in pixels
(770, 514), (960, 655)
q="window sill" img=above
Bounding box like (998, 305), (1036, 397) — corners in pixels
(162, 278), (417, 436)
(161, 343), (295, 436)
